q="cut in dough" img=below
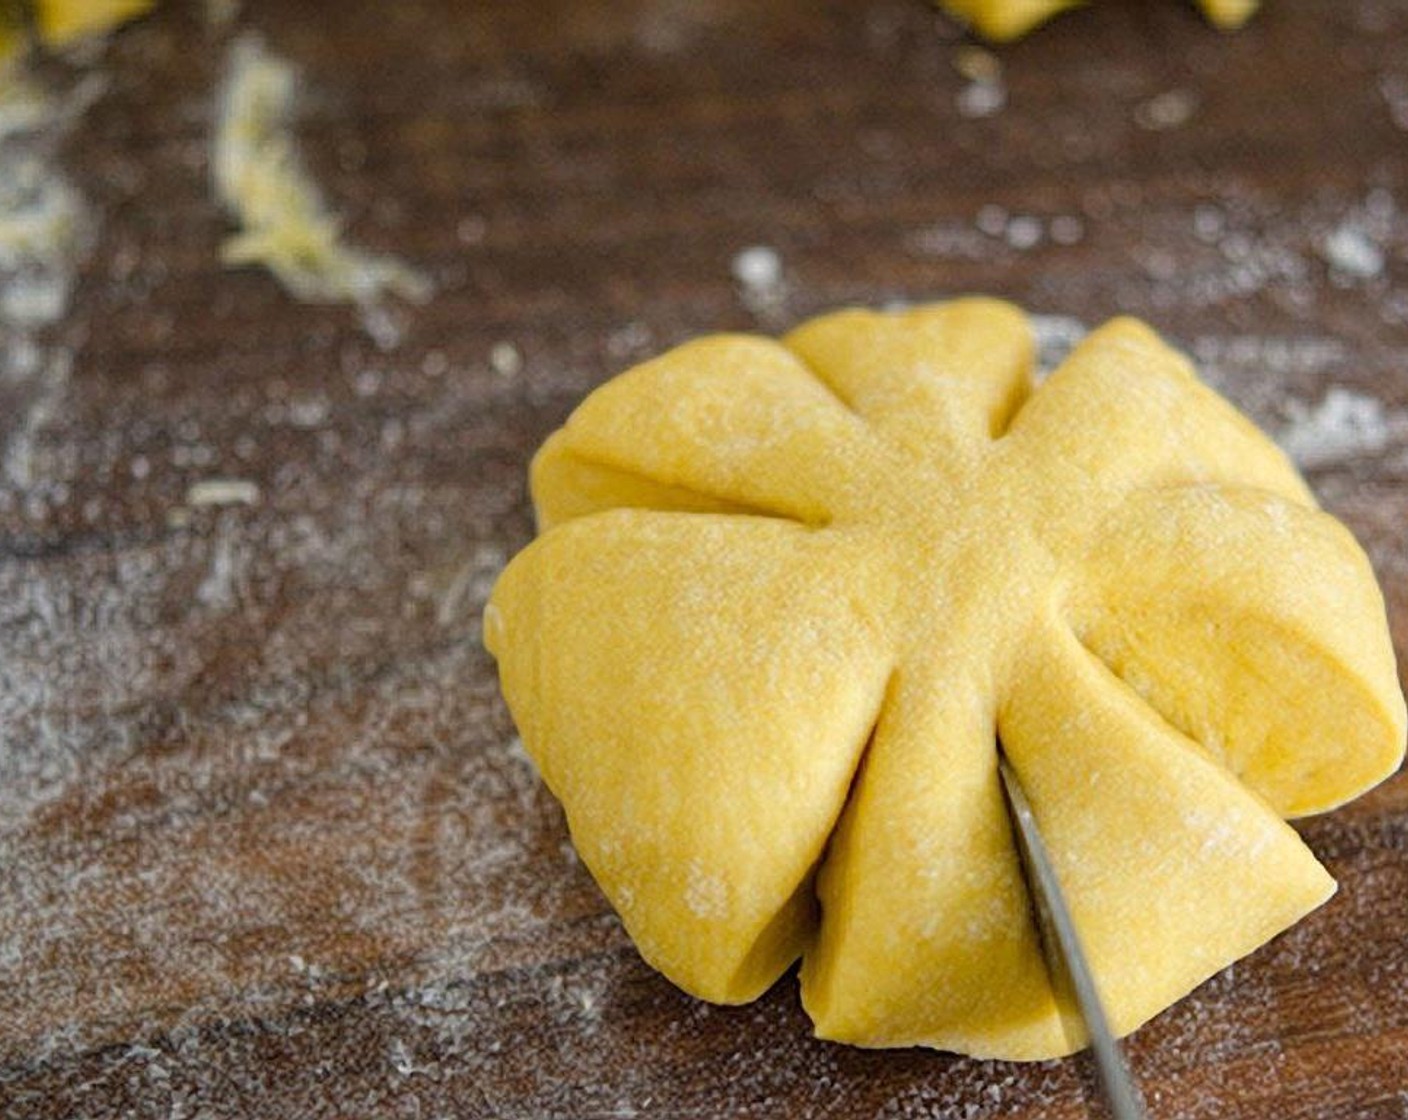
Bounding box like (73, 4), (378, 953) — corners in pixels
(940, 0), (1259, 41)
(484, 300), (1405, 1060)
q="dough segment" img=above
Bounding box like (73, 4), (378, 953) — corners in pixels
(998, 616), (1335, 1046)
(783, 300), (1034, 455)
(1073, 485), (1406, 817)
(532, 335), (872, 530)
(486, 512), (894, 1002)
(1003, 317), (1312, 505)
(800, 659), (1070, 1060)
(940, 0), (1260, 41)
(485, 299), (1405, 1059)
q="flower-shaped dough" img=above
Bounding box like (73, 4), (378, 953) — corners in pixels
(484, 301), (1405, 1060)
(942, 0), (1258, 41)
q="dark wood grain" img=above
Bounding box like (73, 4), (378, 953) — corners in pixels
(4, 1), (1408, 1116)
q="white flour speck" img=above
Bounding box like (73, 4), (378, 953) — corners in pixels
(1048, 215), (1084, 246)
(1135, 88), (1199, 131)
(1378, 72), (1408, 131)
(975, 204), (1007, 237)
(1321, 222), (1385, 280)
(1004, 215), (1042, 251)
(953, 47), (1005, 119)
(732, 245), (786, 318)
(1277, 387), (1395, 469)
(489, 340), (523, 376)
(732, 245), (782, 291)
(957, 78), (1005, 119)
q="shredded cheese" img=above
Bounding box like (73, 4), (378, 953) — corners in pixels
(213, 35), (432, 315)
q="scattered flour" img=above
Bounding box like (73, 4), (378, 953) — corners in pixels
(1378, 71), (1408, 131)
(1048, 214), (1084, 246)
(1134, 88), (1200, 131)
(1276, 387), (1402, 469)
(732, 244), (782, 290)
(436, 543), (507, 628)
(195, 521), (241, 609)
(489, 340), (523, 377)
(975, 204), (1006, 237)
(956, 78), (1005, 119)
(605, 319), (653, 361)
(953, 47), (1006, 120)
(3, 351), (71, 490)
(1004, 214), (1042, 251)
(907, 209), (1081, 261)
(0, 71), (104, 493)
(732, 244), (787, 318)
(0, 74), (97, 341)
(904, 221), (992, 260)
(1320, 222), (1385, 281)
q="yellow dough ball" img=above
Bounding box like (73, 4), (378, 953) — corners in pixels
(484, 300), (1405, 1060)
(941, 0), (1260, 41)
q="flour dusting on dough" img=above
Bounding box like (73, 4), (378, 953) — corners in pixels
(685, 860), (729, 921)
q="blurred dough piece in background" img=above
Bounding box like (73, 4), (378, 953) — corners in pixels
(940, 0), (1258, 41)
(0, 0), (154, 63)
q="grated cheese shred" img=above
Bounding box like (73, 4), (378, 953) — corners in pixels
(212, 35), (432, 314)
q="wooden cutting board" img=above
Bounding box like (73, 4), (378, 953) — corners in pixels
(3, 1), (1407, 1116)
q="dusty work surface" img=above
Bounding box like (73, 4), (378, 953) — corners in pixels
(4, 1), (1408, 1117)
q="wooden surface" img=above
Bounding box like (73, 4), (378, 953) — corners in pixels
(4, 1), (1408, 1116)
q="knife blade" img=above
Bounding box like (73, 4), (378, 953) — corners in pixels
(998, 757), (1149, 1120)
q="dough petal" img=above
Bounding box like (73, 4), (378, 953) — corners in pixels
(1200, 0), (1259, 30)
(1073, 484), (1407, 817)
(1000, 618), (1336, 1045)
(532, 335), (871, 530)
(801, 661), (1069, 1061)
(486, 510), (892, 1002)
(35, 0), (153, 47)
(939, 0), (1081, 41)
(935, 0), (1258, 40)
(1006, 318), (1312, 503)
(784, 299), (1034, 461)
